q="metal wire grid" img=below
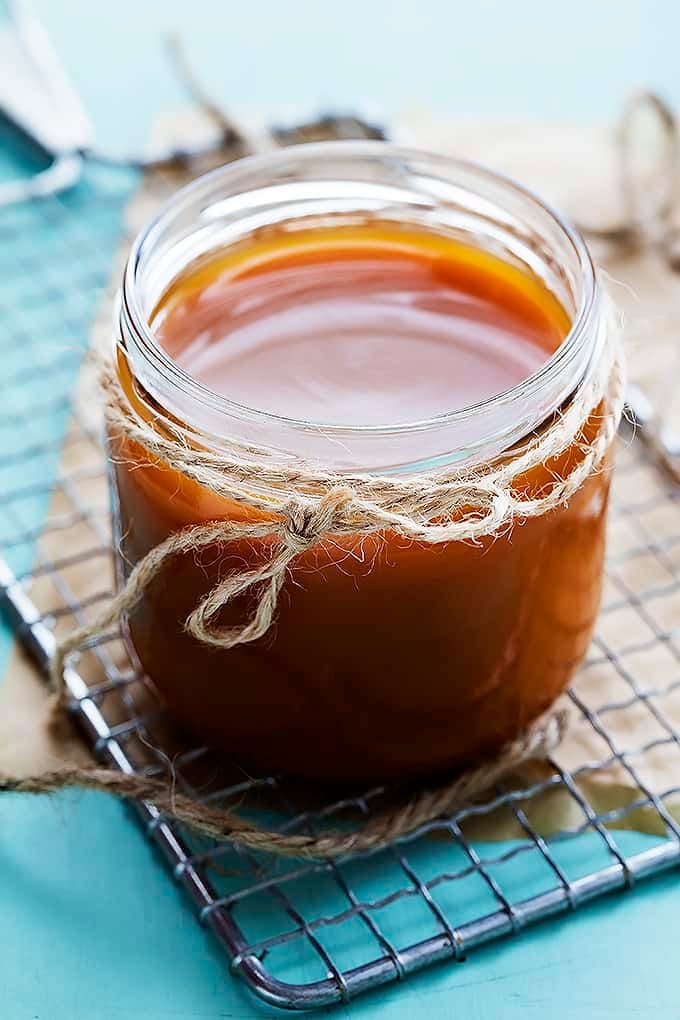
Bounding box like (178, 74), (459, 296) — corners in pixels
(1, 168), (680, 1012)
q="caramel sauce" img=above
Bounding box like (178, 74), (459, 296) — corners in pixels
(152, 225), (568, 426)
(112, 225), (609, 782)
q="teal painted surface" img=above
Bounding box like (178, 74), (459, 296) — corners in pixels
(1, 2), (680, 1017)
(32, 0), (680, 152)
(0, 153), (131, 661)
(2, 794), (680, 1020)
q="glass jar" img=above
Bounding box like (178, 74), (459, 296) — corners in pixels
(111, 143), (616, 783)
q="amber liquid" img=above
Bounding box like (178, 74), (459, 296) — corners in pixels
(153, 225), (569, 430)
(113, 224), (609, 782)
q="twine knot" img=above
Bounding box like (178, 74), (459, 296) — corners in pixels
(282, 487), (353, 554)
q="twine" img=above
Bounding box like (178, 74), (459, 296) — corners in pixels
(9, 289), (623, 860)
(0, 708), (567, 859)
(50, 313), (625, 700)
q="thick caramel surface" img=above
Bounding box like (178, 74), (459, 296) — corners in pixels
(152, 224), (568, 426)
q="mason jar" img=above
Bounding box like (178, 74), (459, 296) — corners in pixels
(110, 143), (618, 782)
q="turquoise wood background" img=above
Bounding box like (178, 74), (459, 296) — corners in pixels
(2, 2), (680, 1017)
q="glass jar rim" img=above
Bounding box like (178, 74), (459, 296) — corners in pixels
(118, 140), (601, 472)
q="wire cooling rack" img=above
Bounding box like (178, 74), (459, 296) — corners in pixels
(2, 153), (680, 1012)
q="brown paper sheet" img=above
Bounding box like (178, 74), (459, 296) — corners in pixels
(2, 108), (680, 840)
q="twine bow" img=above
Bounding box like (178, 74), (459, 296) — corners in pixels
(186, 487), (355, 648)
(50, 485), (354, 687)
